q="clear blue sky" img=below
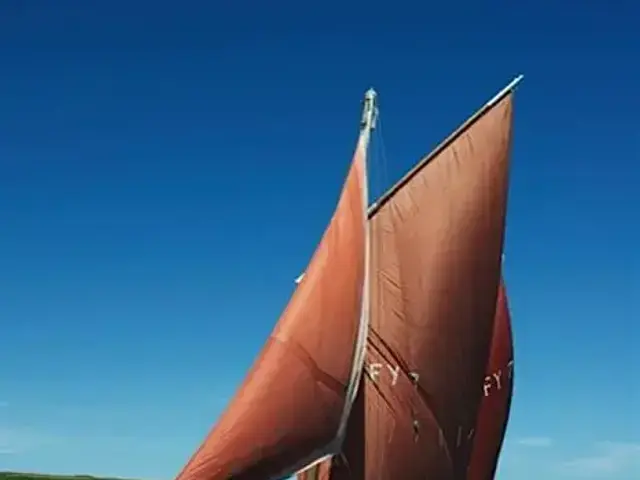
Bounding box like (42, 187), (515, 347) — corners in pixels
(1, 1), (638, 479)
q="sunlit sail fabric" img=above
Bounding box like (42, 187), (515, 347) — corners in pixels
(175, 139), (371, 480)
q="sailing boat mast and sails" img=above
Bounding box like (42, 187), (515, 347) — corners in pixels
(175, 76), (522, 480)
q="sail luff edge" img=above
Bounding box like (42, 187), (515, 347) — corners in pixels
(367, 74), (523, 218)
(335, 87), (375, 441)
(268, 89), (377, 480)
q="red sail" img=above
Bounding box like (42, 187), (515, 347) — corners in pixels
(299, 92), (515, 480)
(331, 93), (514, 479)
(175, 138), (370, 480)
(467, 282), (514, 479)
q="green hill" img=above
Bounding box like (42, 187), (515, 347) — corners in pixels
(0, 473), (133, 480)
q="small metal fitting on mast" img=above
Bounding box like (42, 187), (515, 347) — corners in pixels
(360, 87), (378, 132)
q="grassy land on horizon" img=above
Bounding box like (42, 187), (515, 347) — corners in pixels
(0, 472), (134, 480)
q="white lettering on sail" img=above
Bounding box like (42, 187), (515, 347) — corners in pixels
(492, 370), (502, 390)
(365, 361), (417, 387)
(483, 359), (514, 397)
(483, 376), (492, 397)
(367, 363), (383, 382)
(366, 360), (513, 395)
(386, 363), (400, 386)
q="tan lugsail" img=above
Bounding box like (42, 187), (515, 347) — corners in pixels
(467, 281), (514, 479)
(174, 115), (373, 480)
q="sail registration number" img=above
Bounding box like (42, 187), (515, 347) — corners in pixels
(365, 360), (514, 397)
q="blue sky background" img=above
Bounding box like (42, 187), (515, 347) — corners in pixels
(0, 1), (638, 479)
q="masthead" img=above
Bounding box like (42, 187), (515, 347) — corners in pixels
(360, 87), (378, 132)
